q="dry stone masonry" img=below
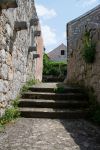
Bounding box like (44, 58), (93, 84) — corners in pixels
(66, 5), (100, 103)
(0, 0), (43, 116)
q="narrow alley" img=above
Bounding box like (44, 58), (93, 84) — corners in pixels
(0, 83), (100, 150)
(0, 0), (100, 150)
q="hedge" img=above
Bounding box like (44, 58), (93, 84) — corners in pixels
(43, 54), (67, 76)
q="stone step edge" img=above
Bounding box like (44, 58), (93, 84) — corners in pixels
(19, 99), (88, 103)
(19, 107), (89, 113)
(19, 108), (89, 118)
(29, 86), (82, 89)
(22, 92), (85, 96)
(28, 86), (84, 90)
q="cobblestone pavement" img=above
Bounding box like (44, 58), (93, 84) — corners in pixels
(0, 119), (100, 150)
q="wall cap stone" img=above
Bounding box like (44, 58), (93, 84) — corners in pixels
(67, 4), (100, 26)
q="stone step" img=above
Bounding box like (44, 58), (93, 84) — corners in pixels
(28, 87), (84, 93)
(19, 107), (88, 119)
(43, 77), (65, 82)
(21, 92), (86, 100)
(19, 99), (89, 108)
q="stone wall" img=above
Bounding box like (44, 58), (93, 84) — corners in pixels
(0, 0), (43, 116)
(66, 5), (100, 103)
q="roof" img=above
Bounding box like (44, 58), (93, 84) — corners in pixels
(48, 43), (67, 55)
(67, 4), (100, 25)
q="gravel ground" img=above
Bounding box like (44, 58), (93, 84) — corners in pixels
(0, 118), (100, 150)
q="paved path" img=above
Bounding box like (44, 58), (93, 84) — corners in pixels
(0, 118), (100, 150)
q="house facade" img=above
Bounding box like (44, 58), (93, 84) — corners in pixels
(47, 43), (67, 62)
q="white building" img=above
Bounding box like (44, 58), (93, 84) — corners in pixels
(47, 43), (67, 62)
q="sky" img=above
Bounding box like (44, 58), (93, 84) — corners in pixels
(36, 0), (100, 52)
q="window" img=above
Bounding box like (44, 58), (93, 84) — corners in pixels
(61, 50), (65, 55)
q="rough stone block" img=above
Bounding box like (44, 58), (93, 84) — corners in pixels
(0, 93), (3, 102)
(0, 49), (6, 63)
(34, 31), (41, 37)
(0, 0), (18, 9)
(33, 54), (40, 59)
(0, 36), (6, 50)
(0, 80), (8, 93)
(8, 67), (13, 81)
(6, 53), (12, 66)
(0, 108), (5, 117)
(14, 21), (28, 31)
(0, 100), (7, 109)
(28, 46), (37, 53)
(30, 17), (39, 26)
(0, 64), (8, 79)
(6, 23), (13, 37)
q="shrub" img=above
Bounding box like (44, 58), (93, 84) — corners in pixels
(20, 79), (37, 93)
(26, 79), (37, 86)
(0, 99), (20, 126)
(43, 54), (67, 76)
(11, 97), (20, 108)
(0, 107), (20, 125)
(20, 84), (29, 93)
(82, 43), (96, 63)
(82, 26), (96, 63)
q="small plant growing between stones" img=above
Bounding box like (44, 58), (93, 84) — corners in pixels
(20, 79), (37, 93)
(0, 124), (4, 132)
(11, 97), (20, 108)
(54, 87), (65, 93)
(82, 25), (96, 63)
(0, 97), (20, 129)
(0, 79), (38, 130)
(0, 107), (20, 125)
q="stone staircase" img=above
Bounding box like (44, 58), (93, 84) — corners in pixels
(43, 75), (65, 82)
(19, 83), (89, 119)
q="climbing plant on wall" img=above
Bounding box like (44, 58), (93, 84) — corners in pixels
(82, 25), (96, 63)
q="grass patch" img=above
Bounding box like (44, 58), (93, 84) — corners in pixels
(20, 79), (37, 93)
(11, 96), (20, 108)
(0, 79), (38, 131)
(0, 108), (20, 125)
(0, 98), (20, 129)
